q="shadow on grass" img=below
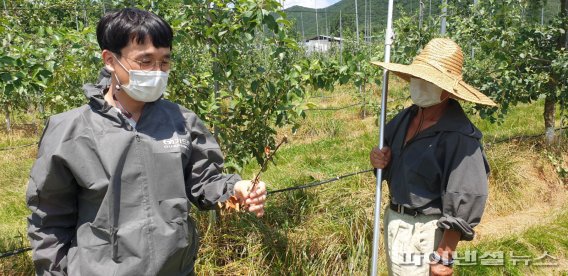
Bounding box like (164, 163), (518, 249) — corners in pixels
(254, 188), (318, 272)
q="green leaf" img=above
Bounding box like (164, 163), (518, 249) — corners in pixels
(0, 56), (16, 65)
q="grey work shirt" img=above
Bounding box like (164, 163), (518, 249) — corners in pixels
(382, 99), (489, 241)
(26, 69), (240, 275)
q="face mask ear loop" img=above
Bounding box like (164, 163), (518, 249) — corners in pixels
(111, 73), (133, 119)
(113, 72), (123, 92)
(112, 53), (130, 73)
(111, 53), (129, 92)
(111, 53), (135, 91)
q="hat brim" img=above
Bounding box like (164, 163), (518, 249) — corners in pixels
(371, 61), (497, 107)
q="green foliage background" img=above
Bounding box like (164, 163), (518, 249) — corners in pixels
(0, 0), (567, 274)
(0, 0), (391, 171)
(2, 0), (566, 168)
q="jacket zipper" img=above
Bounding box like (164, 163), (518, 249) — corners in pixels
(111, 106), (158, 270)
(110, 111), (141, 262)
(129, 115), (157, 273)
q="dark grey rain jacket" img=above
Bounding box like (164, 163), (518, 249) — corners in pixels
(26, 70), (240, 275)
(382, 99), (490, 241)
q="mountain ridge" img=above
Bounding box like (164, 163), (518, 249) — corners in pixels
(283, 1), (561, 40)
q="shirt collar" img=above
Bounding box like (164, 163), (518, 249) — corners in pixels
(411, 99), (483, 139)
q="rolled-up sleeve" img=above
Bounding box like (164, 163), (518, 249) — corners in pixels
(27, 117), (78, 275)
(185, 115), (241, 210)
(437, 134), (489, 241)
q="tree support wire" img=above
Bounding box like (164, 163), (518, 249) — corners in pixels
(0, 142), (38, 151)
(0, 247), (31, 259)
(371, 0), (394, 275)
(267, 169), (373, 195)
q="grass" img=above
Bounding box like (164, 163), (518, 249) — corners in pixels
(471, 100), (563, 143)
(0, 80), (567, 275)
(0, 125), (38, 275)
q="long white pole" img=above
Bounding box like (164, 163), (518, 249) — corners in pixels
(364, 0), (367, 42)
(340, 10), (343, 64)
(301, 12), (305, 41)
(355, 0), (360, 43)
(419, 0), (424, 30)
(471, 0), (478, 59)
(369, 0), (372, 43)
(370, 0), (394, 275)
(325, 8), (329, 35)
(315, 0), (319, 38)
(440, 0), (447, 35)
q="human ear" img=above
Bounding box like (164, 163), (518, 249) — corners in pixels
(102, 50), (116, 73)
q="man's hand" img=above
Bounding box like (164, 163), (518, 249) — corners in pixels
(370, 146), (391, 169)
(233, 180), (267, 217)
(430, 263), (453, 276)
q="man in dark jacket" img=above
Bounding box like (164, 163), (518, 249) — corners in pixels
(26, 8), (266, 275)
(370, 38), (496, 276)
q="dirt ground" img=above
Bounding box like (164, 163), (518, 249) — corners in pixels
(475, 145), (568, 241)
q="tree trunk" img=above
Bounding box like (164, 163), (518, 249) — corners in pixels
(4, 104), (11, 133)
(361, 82), (367, 118)
(544, 94), (556, 144)
(545, 0), (568, 144)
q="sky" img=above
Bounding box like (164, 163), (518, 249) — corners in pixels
(282, 0), (341, 9)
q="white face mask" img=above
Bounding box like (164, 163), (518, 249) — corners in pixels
(113, 54), (168, 102)
(409, 77), (445, 107)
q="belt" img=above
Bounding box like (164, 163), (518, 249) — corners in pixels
(390, 203), (421, 217)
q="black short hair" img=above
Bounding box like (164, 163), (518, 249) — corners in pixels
(96, 8), (173, 54)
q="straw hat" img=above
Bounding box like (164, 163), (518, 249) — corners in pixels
(371, 38), (497, 106)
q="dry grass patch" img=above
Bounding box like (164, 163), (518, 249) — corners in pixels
(475, 140), (568, 242)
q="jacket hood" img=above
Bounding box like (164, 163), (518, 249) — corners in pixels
(82, 68), (112, 112)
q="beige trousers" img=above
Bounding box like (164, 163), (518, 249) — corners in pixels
(383, 208), (443, 276)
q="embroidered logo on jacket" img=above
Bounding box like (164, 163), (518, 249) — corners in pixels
(162, 138), (190, 149)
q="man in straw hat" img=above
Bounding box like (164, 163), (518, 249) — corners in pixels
(369, 38), (495, 276)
